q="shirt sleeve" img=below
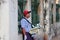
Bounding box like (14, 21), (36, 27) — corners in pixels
(21, 19), (26, 28)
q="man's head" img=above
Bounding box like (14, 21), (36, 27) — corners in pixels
(23, 10), (31, 18)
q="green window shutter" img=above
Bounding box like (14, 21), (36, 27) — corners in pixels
(31, 0), (39, 25)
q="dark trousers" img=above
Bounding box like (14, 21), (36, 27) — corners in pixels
(22, 32), (34, 40)
(26, 32), (34, 40)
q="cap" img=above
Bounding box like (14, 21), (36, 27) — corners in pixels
(23, 10), (31, 16)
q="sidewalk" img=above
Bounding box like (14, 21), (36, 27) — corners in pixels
(52, 22), (60, 40)
(52, 35), (60, 40)
(18, 34), (22, 40)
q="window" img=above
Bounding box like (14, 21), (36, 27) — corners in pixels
(31, 0), (39, 25)
(56, 4), (60, 22)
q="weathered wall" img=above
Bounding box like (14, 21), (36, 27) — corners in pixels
(0, 0), (18, 40)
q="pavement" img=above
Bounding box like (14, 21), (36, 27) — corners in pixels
(18, 34), (22, 40)
(52, 35), (60, 40)
(52, 22), (60, 40)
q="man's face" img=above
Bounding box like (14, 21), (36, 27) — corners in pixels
(26, 13), (30, 18)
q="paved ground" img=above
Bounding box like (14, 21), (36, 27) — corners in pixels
(52, 35), (60, 40)
(18, 34), (22, 40)
(52, 22), (60, 40)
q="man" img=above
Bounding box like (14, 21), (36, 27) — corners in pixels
(21, 10), (34, 40)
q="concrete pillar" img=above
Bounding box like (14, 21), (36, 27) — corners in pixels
(44, 0), (51, 40)
(38, 0), (44, 40)
(0, 0), (9, 40)
(53, 0), (57, 36)
(53, 0), (56, 27)
(45, 0), (51, 34)
(0, 0), (18, 40)
(39, 0), (44, 28)
(9, 0), (18, 40)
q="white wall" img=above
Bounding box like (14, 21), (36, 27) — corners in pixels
(0, 0), (18, 40)
(0, 0), (9, 40)
(9, 0), (18, 40)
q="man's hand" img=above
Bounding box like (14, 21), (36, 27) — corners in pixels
(22, 28), (27, 40)
(24, 35), (27, 40)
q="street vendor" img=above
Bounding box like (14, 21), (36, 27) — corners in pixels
(21, 10), (34, 40)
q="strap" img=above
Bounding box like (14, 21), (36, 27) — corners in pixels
(23, 17), (32, 25)
(23, 17), (33, 28)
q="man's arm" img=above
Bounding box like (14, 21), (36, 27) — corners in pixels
(21, 19), (26, 35)
(22, 28), (26, 35)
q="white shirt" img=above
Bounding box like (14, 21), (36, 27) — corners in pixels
(21, 18), (32, 32)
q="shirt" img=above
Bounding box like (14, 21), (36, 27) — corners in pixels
(21, 18), (32, 32)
